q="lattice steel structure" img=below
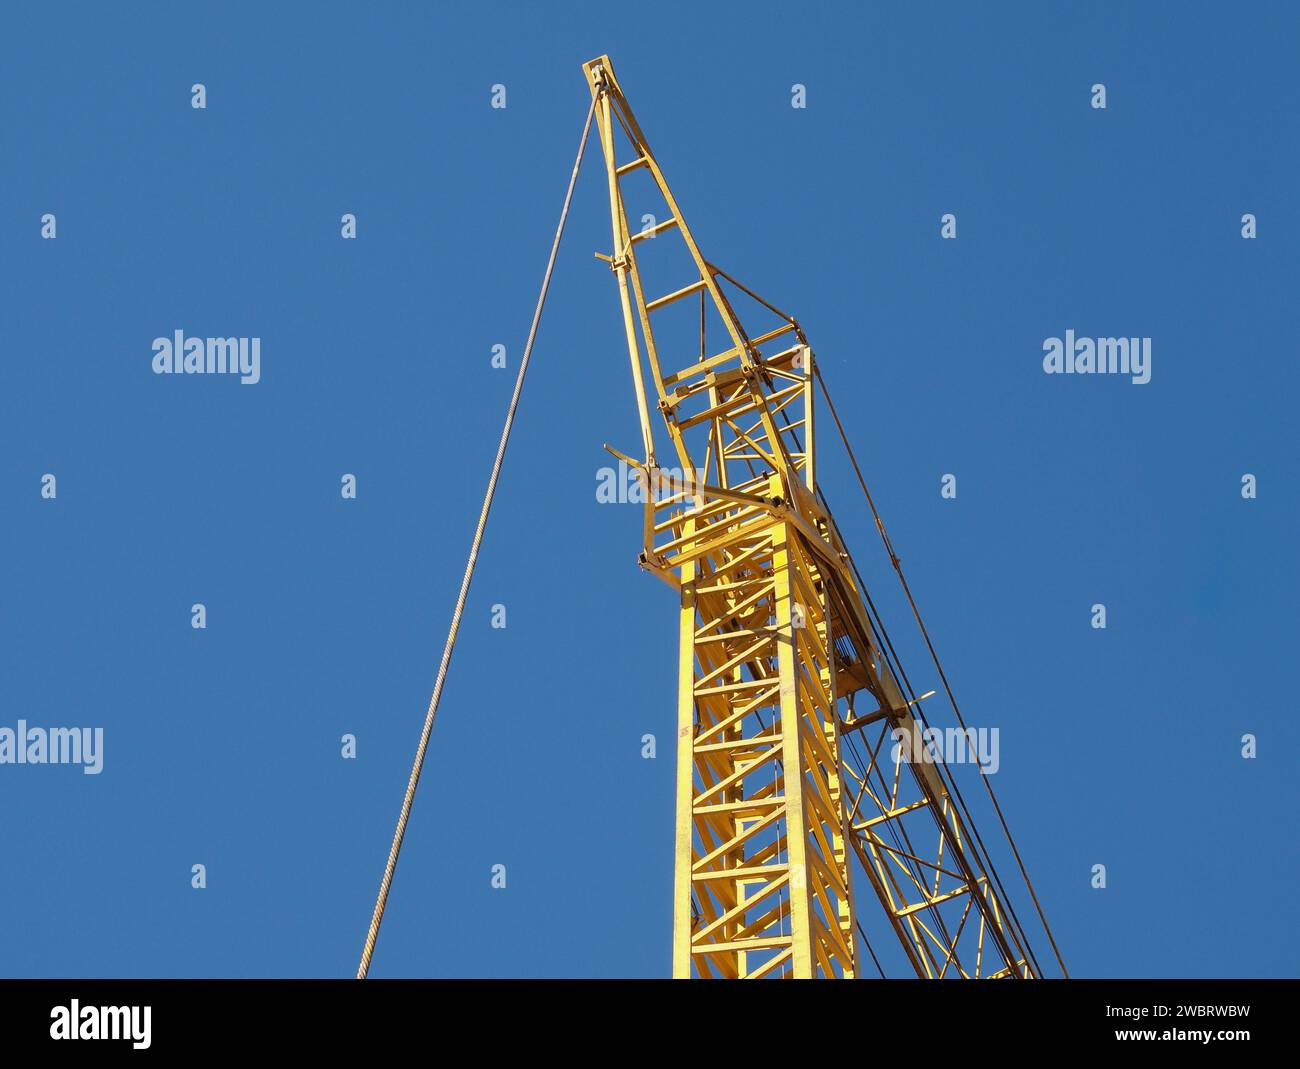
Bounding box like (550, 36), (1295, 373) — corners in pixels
(584, 55), (1042, 979)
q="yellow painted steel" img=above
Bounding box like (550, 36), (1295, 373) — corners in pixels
(585, 56), (1037, 979)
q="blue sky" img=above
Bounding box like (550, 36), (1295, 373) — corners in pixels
(1, 1), (1295, 978)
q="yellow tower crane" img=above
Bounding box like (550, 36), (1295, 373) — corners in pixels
(583, 55), (1059, 979)
(358, 55), (1066, 982)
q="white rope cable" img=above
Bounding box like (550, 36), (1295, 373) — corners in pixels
(356, 96), (596, 979)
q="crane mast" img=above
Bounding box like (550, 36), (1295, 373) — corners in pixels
(584, 55), (1039, 979)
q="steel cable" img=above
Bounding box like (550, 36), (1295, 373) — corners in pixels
(356, 97), (596, 979)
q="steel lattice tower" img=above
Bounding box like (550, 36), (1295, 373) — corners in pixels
(585, 55), (1039, 979)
